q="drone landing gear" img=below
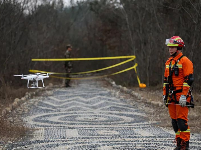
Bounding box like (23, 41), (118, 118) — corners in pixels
(28, 80), (45, 88)
(31, 82), (37, 87)
(42, 79), (45, 88)
(27, 81), (38, 88)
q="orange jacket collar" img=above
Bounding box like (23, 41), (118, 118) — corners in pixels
(169, 52), (183, 61)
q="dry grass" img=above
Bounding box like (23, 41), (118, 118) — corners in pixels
(0, 116), (28, 143)
(0, 86), (29, 107)
(0, 77), (30, 142)
(0, 77), (30, 106)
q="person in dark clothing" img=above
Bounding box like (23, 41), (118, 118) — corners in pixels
(64, 44), (73, 87)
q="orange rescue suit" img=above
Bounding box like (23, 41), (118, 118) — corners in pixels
(163, 52), (193, 142)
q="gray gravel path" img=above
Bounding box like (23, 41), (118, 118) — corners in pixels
(4, 80), (201, 150)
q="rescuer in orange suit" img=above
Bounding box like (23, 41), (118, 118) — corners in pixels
(163, 36), (194, 150)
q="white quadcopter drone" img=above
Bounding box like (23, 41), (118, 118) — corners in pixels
(14, 73), (49, 88)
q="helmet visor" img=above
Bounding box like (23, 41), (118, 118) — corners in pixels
(165, 39), (177, 45)
(165, 39), (179, 46)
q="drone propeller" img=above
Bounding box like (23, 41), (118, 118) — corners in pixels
(14, 74), (25, 77)
(37, 73), (51, 76)
(35, 73), (49, 76)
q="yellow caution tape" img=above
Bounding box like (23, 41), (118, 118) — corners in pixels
(134, 65), (141, 85)
(29, 57), (135, 75)
(134, 65), (146, 88)
(31, 55), (146, 88)
(32, 55), (136, 61)
(49, 63), (138, 80)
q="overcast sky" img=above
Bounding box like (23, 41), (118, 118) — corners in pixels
(17, 0), (85, 7)
(63, 0), (85, 6)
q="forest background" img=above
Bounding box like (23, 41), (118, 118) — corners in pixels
(0, 0), (201, 141)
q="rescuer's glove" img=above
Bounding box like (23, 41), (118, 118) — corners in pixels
(179, 95), (187, 107)
(163, 95), (168, 107)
